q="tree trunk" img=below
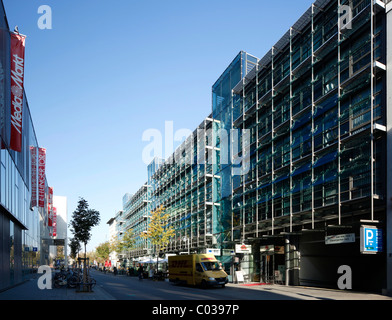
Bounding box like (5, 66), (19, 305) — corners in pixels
(156, 245), (160, 274)
(83, 242), (89, 291)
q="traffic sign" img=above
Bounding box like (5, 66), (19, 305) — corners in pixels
(360, 226), (383, 254)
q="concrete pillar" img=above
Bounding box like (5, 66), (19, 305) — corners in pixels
(285, 235), (300, 286)
(285, 237), (290, 286)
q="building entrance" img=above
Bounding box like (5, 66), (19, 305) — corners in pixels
(260, 245), (285, 284)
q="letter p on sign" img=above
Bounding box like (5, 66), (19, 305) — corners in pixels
(366, 230), (374, 246)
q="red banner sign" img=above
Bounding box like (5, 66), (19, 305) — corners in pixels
(38, 148), (46, 207)
(10, 33), (26, 152)
(48, 187), (53, 226)
(30, 146), (37, 209)
(52, 207), (57, 237)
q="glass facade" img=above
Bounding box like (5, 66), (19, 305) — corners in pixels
(226, 0), (388, 288)
(118, 0), (390, 291)
(231, 0), (386, 237)
(123, 183), (150, 257)
(212, 52), (258, 269)
(0, 1), (51, 290)
(150, 117), (216, 253)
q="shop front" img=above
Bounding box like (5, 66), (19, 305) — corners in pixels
(260, 244), (285, 284)
(215, 242), (286, 284)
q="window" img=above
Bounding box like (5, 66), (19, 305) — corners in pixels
(10, 221), (14, 285)
(201, 261), (221, 271)
(196, 263), (203, 272)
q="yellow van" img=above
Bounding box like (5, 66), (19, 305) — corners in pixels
(168, 254), (228, 288)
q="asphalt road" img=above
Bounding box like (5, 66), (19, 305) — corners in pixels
(91, 269), (300, 300)
(90, 269), (392, 301)
(1, 269), (390, 320)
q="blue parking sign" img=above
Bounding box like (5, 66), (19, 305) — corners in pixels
(360, 226), (383, 253)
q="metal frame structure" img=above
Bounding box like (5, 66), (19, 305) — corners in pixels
(116, 0), (391, 292)
(231, 0), (386, 242)
(148, 116), (218, 254)
(123, 183), (151, 258)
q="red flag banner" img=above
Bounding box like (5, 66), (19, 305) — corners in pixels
(10, 33), (26, 152)
(38, 148), (46, 207)
(48, 187), (53, 226)
(30, 146), (37, 209)
(52, 207), (57, 237)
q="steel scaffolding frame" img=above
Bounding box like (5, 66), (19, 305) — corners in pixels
(148, 116), (218, 255)
(119, 0), (388, 269)
(231, 0), (386, 240)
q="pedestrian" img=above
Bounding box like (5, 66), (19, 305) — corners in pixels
(148, 267), (154, 280)
(113, 266), (117, 276)
(138, 265), (143, 280)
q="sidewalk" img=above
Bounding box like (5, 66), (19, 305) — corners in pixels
(227, 282), (392, 300)
(0, 273), (115, 300)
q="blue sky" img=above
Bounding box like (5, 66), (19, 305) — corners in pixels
(3, 0), (314, 252)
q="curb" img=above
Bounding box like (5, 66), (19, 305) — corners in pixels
(0, 279), (30, 294)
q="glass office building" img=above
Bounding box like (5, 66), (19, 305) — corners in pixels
(123, 183), (151, 258)
(118, 0), (392, 293)
(151, 116), (217, 253)
(229, 0), (388, 292)
(0, 1), (52, 291)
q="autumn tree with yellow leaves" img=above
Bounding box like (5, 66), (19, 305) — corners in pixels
(141, 206), (175, 271)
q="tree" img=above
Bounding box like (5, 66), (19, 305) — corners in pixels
(69, 197), (100, 289)
(56, 245), (65, 260)
(141, 206), (175, 271)
(69, 237), (81, 260)
(69, 198), (100, 256)
(113, 228), (136, 266)
(108, 229), (136, 267)
(109, 236), (122, 256)
(95, 242), (110, 265)
(121, 228), (136, 252)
